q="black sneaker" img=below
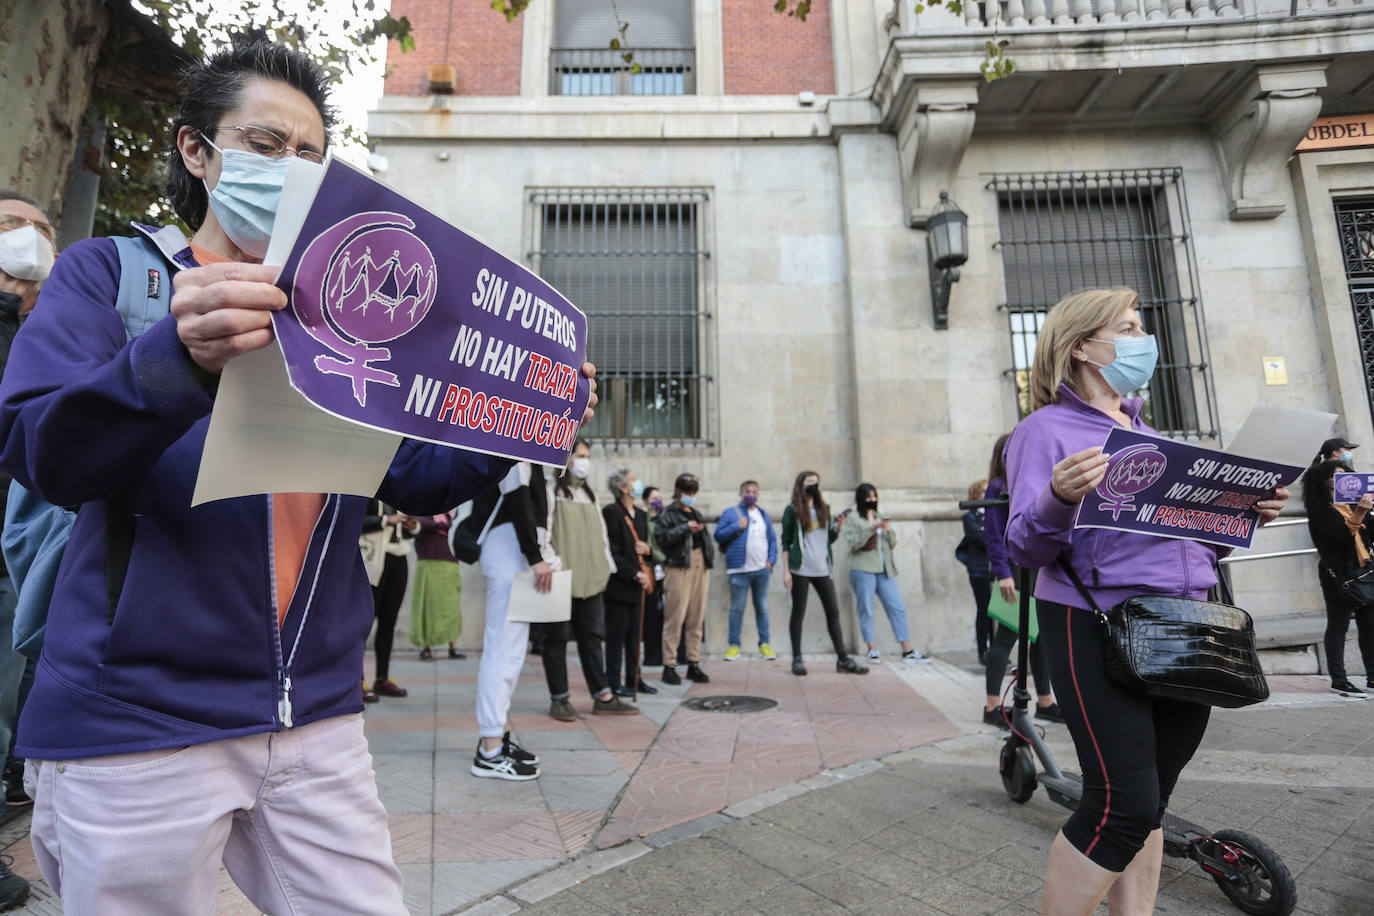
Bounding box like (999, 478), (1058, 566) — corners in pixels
(2, 764), (28, 809)
(662, 666), (682, 685)
(0, 855), (29, 909)
(836, 657), (869, 675)
(792, 658), (808, 676)
(686, 663), (710, 683)
(983, 706), (1010, 730)
(1332, 679), (1368, 699)
(1035, 703), (1065, 724)
(635, 680), (659, 695)
(470, 747), (539, 780)
(502, 731), (539, 766)
(612, 685), (634, 698)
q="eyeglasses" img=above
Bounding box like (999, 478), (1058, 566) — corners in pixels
(211, 125), (325, 164)
(0, 215), (55, 244)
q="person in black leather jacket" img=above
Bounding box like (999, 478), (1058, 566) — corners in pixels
(1302, 458), (1374, 698)
(654, 474), (713, 685)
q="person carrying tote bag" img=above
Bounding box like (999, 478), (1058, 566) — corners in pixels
(1301, 458), (1374, 698)
(1003, 288), (1288, 916)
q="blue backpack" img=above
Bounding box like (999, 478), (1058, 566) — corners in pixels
(1, 229), (184, 658)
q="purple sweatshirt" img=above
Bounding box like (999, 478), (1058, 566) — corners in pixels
(1004, 384), (1223, 610)
(983, 477), (1013, 580)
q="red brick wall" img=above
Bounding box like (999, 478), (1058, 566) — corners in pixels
(383, 0), (523, 96)
(722, 0), (835, 95)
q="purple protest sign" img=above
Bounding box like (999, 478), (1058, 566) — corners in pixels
(1333, 472), (1374, 504)
(271, 159), (589, 467)
(1074, 428), (1301, 549)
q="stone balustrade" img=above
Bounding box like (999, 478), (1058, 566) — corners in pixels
(950, 0), (1363, 29)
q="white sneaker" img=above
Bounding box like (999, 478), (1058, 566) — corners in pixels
(902, 650), (932, 665)
(867, 649), (881, 663)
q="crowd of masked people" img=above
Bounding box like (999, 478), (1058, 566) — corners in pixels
(362, 455), (935, 782)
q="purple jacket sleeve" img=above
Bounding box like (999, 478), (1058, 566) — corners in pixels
(1004, 418), (1078, 571)
(983, 478), (1013, 580)
(0, 240), (215, 506)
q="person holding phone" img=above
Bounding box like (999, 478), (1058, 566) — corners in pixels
(781, 471), (866, 676)
(654, 473), (712, 685)
(843, 484), (928, 665)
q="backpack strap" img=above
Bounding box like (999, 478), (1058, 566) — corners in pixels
(103, 232), (184, 623)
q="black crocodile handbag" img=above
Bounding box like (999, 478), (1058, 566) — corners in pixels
(1056, 557), (1269, 709)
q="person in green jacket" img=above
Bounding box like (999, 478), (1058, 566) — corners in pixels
(842, 484), (930, 665)
(780, 471), (867, 677)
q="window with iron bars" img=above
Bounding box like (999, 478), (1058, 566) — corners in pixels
(990, 169), (1218, 440)
(530, 188), (711, 446)
(550, 0), (694, 96)
(1335, 198), (1374, 431)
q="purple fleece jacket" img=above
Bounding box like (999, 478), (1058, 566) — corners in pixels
(0, 237), (510, 758)
(1004, 384), (1224, 610)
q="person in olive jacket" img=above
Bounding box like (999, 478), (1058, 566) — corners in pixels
(654, 473), (713, 685)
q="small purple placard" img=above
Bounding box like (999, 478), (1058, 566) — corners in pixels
(1074, 428), (1301, 549)
(1333, 472), (1374, 504)
(271, 160), (590, 467)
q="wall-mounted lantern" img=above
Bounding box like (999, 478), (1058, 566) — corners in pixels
(927, 190), (968, 330)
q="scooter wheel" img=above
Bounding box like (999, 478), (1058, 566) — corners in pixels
(1209, 829), (1297, 916)
(999, 737), (1037, 804)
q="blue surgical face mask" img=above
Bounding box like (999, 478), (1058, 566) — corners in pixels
(201, 135), (317, 259)
(631, 479), (644, 498)
(1085, 334), (1158, 396)
(680, 495), (696, 508)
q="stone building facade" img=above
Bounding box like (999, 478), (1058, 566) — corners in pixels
(371, 0), (1374, 662)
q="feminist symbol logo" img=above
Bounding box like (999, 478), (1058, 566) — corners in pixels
(1335, 474), (1366, 503)
(293, 211), (438, 406)
(1098, 443), (1168, 521)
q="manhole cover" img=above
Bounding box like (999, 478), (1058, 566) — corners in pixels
(681, 695), (778, 714)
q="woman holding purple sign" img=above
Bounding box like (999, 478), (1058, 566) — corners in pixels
(1301, 458), (1374, 698)
(1004, 288), (1288, 915)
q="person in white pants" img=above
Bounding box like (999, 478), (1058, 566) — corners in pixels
(471, 463), (556, 780)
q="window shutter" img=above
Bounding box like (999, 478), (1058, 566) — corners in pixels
(555, 0), (694, 48)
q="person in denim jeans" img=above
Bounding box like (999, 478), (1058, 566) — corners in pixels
(714, 481), (778, 661)
(842, 484), (929, 665)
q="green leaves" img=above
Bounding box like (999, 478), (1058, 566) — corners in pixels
(773, 0), (812, 19)
(490, 0), (533, 23)
(980, 38), (1016, 82)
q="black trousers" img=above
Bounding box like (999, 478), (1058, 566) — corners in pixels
(604, 595), (642, 689)
(371, 553), (408, 681)
(539, 594), (610, 698)
(1321, 579), (1374, 682)
(1037, 600), (1211, 872)
(985, 621), (1051, 698)
(788, 573), (848, 661)
(969, 576), (993, 655)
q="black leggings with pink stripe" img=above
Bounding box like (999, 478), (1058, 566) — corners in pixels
(1036, 601), (1212, 872)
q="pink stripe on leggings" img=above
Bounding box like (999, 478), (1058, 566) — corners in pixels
(1066, 606), (1112, 858)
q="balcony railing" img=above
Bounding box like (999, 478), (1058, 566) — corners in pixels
(550, 48), (696, 96)
(955, 0), (1363, 28)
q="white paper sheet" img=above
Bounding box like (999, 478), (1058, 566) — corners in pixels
(192, 345), (403, 505)
(1225, 404), (1336, 467)
(505, 570), (573, 624)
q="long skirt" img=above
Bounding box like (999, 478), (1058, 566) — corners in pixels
(409, 559), (463, 648)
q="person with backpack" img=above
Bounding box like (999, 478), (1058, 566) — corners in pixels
(0, 38), (596, 912)
(956, 479), (993, 664)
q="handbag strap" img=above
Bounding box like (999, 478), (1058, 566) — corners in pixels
(1054, 556), (1108, 620)
(476, 493), (505, 546)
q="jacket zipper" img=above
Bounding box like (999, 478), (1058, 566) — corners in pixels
(266, 495), (290, 728)
(279, 496), (342, 729)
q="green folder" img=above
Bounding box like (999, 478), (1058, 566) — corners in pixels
(987, 588), (1039, 642)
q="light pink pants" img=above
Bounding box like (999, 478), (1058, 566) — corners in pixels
(25, 713), (405, 915)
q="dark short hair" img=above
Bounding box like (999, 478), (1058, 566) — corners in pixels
(674, 473), (699, 496)
(0, 190), (43, 212)
(642, 486), (660, 501)
(167, 35), (335, 230)
(739, 480), (759, 493)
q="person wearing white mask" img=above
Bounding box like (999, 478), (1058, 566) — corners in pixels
(0, 188), (53, 909)
(537, 439), (637, 718)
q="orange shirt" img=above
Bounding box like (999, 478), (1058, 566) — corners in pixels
(190, 243), (325, 626)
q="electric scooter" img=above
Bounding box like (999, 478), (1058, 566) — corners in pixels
(996, 563), (1298, 916)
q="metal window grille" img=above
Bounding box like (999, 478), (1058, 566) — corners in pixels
(551, 0), (694, 96)
(1336, 197), (1374, 430)
(530, 188), (711, 446)
(990, 169), (1218, 440)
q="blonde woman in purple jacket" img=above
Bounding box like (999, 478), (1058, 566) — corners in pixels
(1004, 289), (1288, 915)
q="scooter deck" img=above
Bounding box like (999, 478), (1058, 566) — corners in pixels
(1033, 773), (1207, 844)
